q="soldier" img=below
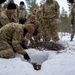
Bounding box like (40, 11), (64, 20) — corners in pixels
(0, 3), (18, 28)
(3, 0), (18, 10)
(3, 0), (19, 21)
(0, 23), (34, 61)
(26, 15), (40, 44)
(42, 0), (60, 42)
(19, 1), (28, 24)
(70, 0), (75, 41)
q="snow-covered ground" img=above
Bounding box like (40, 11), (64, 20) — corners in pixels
(0, 32), (75, 75)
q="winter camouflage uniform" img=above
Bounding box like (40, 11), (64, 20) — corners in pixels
(0, 10), (18, 28)
(70, 3), (75, 41)
(42, 0), (60, 42)
(0, 23), (34, 58)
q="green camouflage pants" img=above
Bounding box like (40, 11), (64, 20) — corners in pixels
(70, 27), (75, 41)
(42, 19), (59, 42)
(0, 41), (15, 58)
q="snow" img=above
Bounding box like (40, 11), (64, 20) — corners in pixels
(0, 32), (75, 75)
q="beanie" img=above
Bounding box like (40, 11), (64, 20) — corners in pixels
(20, 1), (24, 5)
(23, 24), (35, 34)
(7, 3), (16, 10)
(0, 0), (6, 4)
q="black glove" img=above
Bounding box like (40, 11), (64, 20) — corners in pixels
(24, 53), (30, 61)
(32, 30), (38, 36)
(71, 19), (74, 25)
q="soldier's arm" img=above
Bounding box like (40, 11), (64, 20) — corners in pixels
(11, 13), (19, 23)
(55, 1), (60, 18)
(70, 7), (74, 21)
(0, 13), (10, 26)
(12, 29), (26, 55)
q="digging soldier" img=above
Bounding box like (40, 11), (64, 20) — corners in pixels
(42, 0), (60, 42)
(0, 23), (34, 61)
(70, 0), (75, 41)
(0, 3), (18, 28)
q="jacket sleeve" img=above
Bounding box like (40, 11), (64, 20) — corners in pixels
(70, 7), (74, 21)
(55, 1), (60, 18)
(12, 28), (26, 55)
(0, 13), (10, 26)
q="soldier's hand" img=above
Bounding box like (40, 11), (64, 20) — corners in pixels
(24, 53), (30, 61)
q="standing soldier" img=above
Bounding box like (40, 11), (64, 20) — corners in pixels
(0, 3), (18, 28)
(42, 0), (60, 42)
(0, 23), (34, 61)
(70, 0), (75, 41)
(19, 1), (28, 24)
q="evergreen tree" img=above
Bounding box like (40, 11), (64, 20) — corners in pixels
(40, 0), (45, 4)
(59, 7), (70, 32)
(25, 0), (39, 13)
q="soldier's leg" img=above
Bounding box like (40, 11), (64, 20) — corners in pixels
(45, 30), (51, 42)
(0, 41), (15, 58)
(50, 22), (59, 42)
(70, 29), (75, 41)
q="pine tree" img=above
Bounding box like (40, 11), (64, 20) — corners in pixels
(25, 0), (39, 13)
(59, 7), (70, 32)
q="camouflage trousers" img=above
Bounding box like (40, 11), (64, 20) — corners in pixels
(70, 27), (75, 41)
(0, 41), (15, 58)
(42, 19), (59, 42)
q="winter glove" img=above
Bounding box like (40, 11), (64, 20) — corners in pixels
(32, 30), (38, 36)
(24, 53), (30, 61)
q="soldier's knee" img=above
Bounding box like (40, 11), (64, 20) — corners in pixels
(6, 50), (15, 58)
(0, 49), (15, 59)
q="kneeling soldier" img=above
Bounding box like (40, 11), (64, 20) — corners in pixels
(0, 23), (34, 62)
